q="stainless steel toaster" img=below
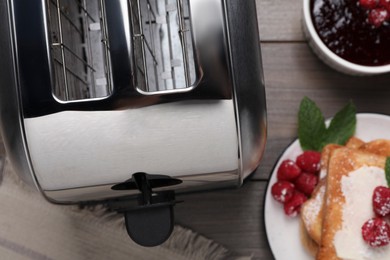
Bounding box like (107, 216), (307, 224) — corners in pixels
(0, 0), (266, 246)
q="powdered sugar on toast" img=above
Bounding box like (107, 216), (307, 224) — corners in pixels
(302, 184), (325, 227)
(334, 166), (390, 259)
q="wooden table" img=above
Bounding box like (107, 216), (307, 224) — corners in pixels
(0, 1), (389, 259)
(175, 0), (390, 259)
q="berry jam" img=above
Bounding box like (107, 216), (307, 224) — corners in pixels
(311, 0), (390, 66)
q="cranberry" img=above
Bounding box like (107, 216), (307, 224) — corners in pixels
(277, 160), (302, 181)
(368, 7), (389, 27)
(362, 217), (390, 247)
(284, 191), (307, 217)
(271, 181), (295, 204)
(296, 151), (321, 174)
(294, 172), (318, 196)
(373, 186), (390, 217)
(360, 0), (379, 9)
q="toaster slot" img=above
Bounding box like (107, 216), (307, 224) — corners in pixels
(46, 0), (199, 102)
(129, 0), (197, 93)
(47, 0), (113, 101)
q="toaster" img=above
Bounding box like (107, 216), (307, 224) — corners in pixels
(0, 0), (266, 246)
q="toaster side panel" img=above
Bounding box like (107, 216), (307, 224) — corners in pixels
(225, 0), (267, 180)
(0, 0), (39, 187)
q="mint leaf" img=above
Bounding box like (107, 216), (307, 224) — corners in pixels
(320, 101), (356, 149)
(386, 157), (390, 187)
(298, 97), (326, 151)
(298, 98), (356, 151)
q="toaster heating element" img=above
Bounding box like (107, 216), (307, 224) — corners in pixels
(0, 0), (266, 246)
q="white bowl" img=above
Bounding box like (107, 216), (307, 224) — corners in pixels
(302, 0), (390, 75)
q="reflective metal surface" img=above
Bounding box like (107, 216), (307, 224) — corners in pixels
(0, 0), (37, 187)
(45, 171), (238, 203)
(225, 0), (267, 180)
(0, 0), (266, 204)
(23, 100), (239, 199)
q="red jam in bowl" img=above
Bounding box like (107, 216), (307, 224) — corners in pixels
(310, 0), (390, 66)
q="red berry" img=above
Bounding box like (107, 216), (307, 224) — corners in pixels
(360, 0), (379, 9)
(284, 191), (307, 217)
(277, 160), (302, 181)
(373, 186), (390, 217)
(271, 181), (295, 204)
(368, 7), (389, 27)
(296, 151), (321, 173)
(294, 172), (318, 196)
(379, 0), (390, 11)
(362, 217), (390, 247)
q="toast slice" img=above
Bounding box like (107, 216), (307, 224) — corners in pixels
(301, 144), (343, 246)
(345, 136), (365, 149)
(301, 179), (326, 245)
(319, 137), (364, 179)
(359, 139), (390, 157)
(319, 144), (343, 179)
(317, 148), (387, 260)
(301, 138), (390, 255)
(300, 218), (319, 257)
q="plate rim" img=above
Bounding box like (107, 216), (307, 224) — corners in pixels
(262, 112), (390, 259)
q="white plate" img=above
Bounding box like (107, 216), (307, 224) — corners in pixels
(264, 113), (390, 260)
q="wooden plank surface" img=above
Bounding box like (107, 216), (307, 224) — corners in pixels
(176, 182), (272, 259)
(257, 0), (305, 41)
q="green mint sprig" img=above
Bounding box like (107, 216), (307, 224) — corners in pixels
(298, 97), (356, 151)
(386, 157), (390, 187)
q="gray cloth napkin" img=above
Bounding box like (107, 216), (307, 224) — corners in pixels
(0, 159), (247, 260)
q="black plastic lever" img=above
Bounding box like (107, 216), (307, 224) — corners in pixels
(112, 172), (181, 247)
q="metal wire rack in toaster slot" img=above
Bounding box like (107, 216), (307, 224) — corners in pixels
(46, 0), (197, 101)
(47, 0), (112, 101)
(129, 0), (196, 93)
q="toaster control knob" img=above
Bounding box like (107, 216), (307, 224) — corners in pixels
(121, 172), (179, 247)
